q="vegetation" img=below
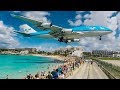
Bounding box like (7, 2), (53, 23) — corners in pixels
(98, 57), (120, 60)
(37, 50), (70, 57)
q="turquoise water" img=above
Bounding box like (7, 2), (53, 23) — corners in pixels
(0, 55), (61, 79)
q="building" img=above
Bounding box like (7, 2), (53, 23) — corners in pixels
(54, 46), (84, 57)
(24, 48), (37, 53)
(92, 50), (114, 57)
(112, 51), (120, 57)
(113, 54), (120, 57)
(0, 48), (37, 54)
(19, 50), (29, 55)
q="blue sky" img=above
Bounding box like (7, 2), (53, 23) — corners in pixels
(0, 11), (120, 51)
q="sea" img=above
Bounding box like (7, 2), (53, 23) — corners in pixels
(0, 54), (63, 79)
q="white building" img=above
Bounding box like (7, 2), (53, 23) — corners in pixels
(113, 54), (120, 57)
(19, 50), (29, 55)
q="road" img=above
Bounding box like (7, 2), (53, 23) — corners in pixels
(67, 61), (109, 79)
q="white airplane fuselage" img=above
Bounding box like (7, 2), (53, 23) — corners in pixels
(78, 30), (112, 37)
(69, 26), (113, 39)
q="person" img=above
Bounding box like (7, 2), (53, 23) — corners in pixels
(57, 67), (62, 74)
(35, 72), (39, 79)
(26, 74), (31, 79)
(6, 75), (8, 79)
(91, 61), (93, 64)
(41, 71), (44, 76)
(46, 71), (53, 79)
(51, 69), (58, 79)
(58, 71), (64, 79)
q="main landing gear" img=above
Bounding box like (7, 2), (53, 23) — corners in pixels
(99, 36), (102, 40)
(58, 37), (68, 44)
(58, 37), (64, 42)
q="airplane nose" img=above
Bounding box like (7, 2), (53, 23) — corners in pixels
(108, 30), (113, 33)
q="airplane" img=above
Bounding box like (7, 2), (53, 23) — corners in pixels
(11, 14), (113, 43)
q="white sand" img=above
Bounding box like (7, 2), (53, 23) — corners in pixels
(31, 54), (65, 61)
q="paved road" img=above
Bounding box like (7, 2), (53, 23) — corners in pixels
(67, 61), (108, 79)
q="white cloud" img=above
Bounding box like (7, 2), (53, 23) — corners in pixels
(68, 11), (120, 51)
(34, 43), (60, 51)
(83, 14), (90, 19)
(68, 19), (82, 26)
(75, 14), (82, 19)
(0, 21), (19, 48)
(22, 11), (50, 23)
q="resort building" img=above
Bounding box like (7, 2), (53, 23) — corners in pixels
(92, 50), (120, 57)
(19, 50), (29, 55)
(92, 50), (114, 57)
(0, 48), (37, 54)
(54, 46), (84, 57)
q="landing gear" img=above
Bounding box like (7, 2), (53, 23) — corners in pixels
(58, 37), (64, 42)
(65, 40), (68, 44)
(99, 36), (102, 40)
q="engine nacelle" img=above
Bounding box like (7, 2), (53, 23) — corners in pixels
(62, 29), (72, 33)
(41, 23), (52, 29)
(67, 40), (71, 42)
(73, 39), (80, 42)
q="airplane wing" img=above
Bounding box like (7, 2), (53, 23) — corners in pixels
(11, 14), (41, 25)
(11, 14), (43, 28)
(11, 14), (63, 31)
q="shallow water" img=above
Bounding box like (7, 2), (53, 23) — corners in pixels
(0, 54), (61, 79)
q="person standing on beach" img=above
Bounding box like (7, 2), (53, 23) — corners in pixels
(6, 75), (8, 79)
(51, 69), (58, 79)
(46, 71), (53, 79)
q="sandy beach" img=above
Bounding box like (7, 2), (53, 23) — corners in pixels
(25, 54), (82, 79)
(31, 54), (66, 61)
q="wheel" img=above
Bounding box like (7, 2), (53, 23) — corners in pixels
(99, 36), (102, 40)
(58, 37), (64, 42)
(65, 40), (68, 43)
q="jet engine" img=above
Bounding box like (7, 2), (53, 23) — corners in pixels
(62, 29), (72, 33)
(41, 23), (52, 29)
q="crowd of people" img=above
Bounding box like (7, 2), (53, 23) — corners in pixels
(24, 56), (84, 79)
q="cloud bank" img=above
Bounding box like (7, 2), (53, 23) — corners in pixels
(0, 21), (19, 48)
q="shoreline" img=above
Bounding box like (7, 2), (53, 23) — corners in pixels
(0, 54), (65, 61)
(30, 54), (66, 62)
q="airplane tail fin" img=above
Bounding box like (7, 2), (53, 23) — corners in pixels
(19, 24), (37, 34)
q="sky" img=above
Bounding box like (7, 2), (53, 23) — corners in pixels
(0, 11), (120, 51)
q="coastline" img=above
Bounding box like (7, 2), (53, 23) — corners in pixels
(30, 54), (66, 61)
